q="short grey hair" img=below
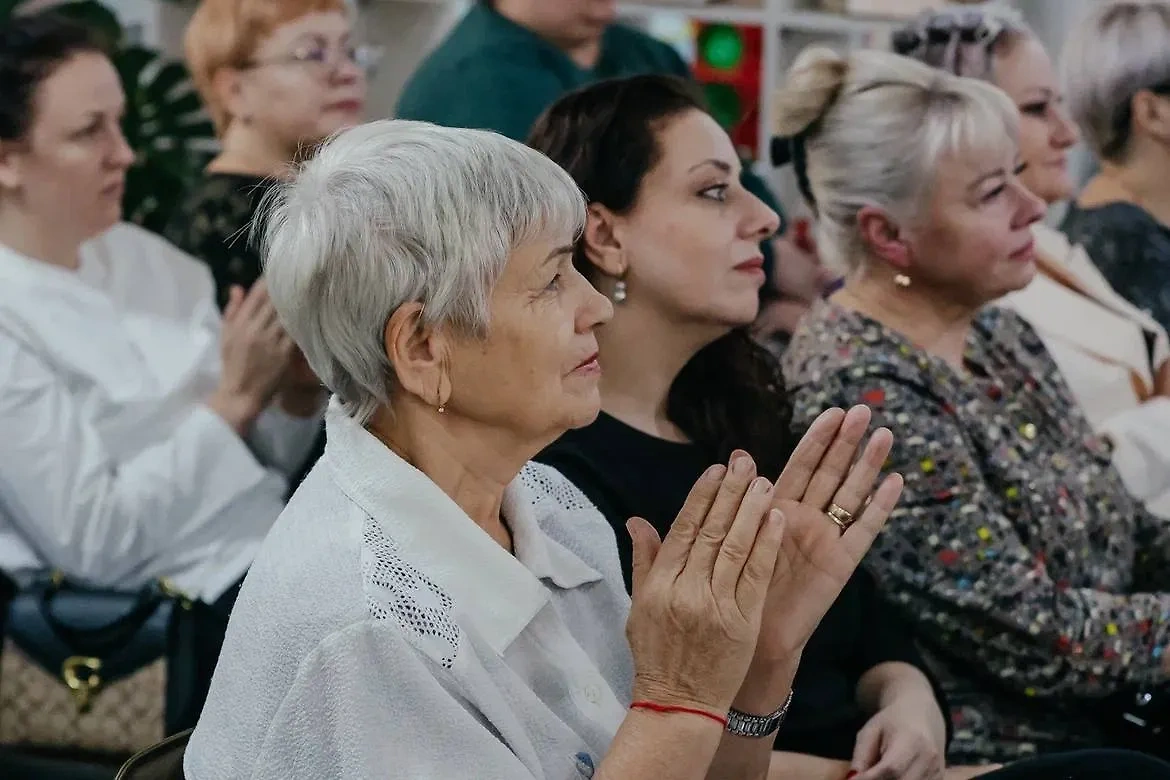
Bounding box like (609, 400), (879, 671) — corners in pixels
(1062, 0), (1170, 162)
(892, 1), (1031, 80)
(774, 47), (1017, 272)
(257, 119), (586, 424)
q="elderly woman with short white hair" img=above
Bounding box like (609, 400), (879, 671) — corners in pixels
(182, 118), (903, 779)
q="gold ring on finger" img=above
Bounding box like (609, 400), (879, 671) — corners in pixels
(825, 503), (855, 535)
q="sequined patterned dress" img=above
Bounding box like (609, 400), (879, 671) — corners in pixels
(782, 299), (1170, 763)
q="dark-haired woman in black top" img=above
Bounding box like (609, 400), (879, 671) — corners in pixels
(529, 74), (1170, 780)
(527, 73), (956, 780)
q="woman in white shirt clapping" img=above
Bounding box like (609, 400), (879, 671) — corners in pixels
(182, 116), (913, 778)
(0, 11), (322, 718)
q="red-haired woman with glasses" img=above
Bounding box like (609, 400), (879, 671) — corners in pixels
(165, 0), (374, 486)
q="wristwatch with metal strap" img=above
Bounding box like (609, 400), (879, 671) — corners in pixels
(725, 689), (794, 739)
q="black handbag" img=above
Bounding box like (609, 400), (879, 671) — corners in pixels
(0, 572), (199, 755)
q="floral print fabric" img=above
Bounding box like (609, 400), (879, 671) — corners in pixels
(782, 299), (1170, 763)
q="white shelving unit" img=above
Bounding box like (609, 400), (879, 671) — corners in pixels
(373, 0), (912, 212)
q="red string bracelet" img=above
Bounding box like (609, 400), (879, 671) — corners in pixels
(629, 700), (729, 728)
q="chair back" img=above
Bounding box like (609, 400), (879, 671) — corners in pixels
(115, 728), (191, 780)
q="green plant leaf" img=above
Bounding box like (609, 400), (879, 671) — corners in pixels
(144, 62), (190, 103)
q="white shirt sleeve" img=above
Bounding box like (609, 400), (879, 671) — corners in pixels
(247, 402), (324, 479)
(1103, 396), (1170, 514)
(0, 337), (272, 588)
(245, 624), (538, 780)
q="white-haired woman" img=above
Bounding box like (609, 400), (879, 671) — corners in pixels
(895, 3), (1170, 517)
(778, 47), (1170, 765)
(183, 118), (908, 779)
(1062, 2), (1170, 333)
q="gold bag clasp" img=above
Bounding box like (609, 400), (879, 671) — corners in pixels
(62, 656), (103, 713)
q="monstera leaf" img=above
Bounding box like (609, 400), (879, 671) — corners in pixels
(2, 0), (215, 233)
(117, 44), (216, 233)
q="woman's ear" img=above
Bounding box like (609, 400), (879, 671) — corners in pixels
(581, 203), (627, 278)
(0, 139), (24, 191)
(383, 301), (447, 407)
(1132, 90), (1170, 145)
(856, 205), (912, 271)
(211, 66), (248, 126)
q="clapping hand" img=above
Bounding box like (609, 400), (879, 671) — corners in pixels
(752, 405), (903, 667)
(625, 453), (786, 716)
(208, 280), (296, 433)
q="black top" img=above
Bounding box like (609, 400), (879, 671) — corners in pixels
(537, 411), (943, 761)
(1062, 202), (1170, 335)
(165, 171), (279, 310)
(165, 171), (323, 495)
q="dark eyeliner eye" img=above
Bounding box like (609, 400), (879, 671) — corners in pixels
(1020, 101), (1048, 117)
(984, 185), (1006, 202)
(545, 273), (562, 292)
(700, 184), (728, 202)
(1014, 162), (1029, 176)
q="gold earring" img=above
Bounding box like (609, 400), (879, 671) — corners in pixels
(893, 273), (912, 288)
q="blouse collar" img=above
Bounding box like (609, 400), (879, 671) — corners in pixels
(323, 400), (601, 654)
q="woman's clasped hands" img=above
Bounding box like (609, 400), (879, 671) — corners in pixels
(624, 405), (905, 731)
(207, 280), (297, 434)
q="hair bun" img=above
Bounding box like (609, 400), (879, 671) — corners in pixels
(773, 46), (850, 139)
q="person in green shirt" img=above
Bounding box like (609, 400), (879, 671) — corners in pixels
(397, 0), (691, 142)
(396, 0), (838, 319)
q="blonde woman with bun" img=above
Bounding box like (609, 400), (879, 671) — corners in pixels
(780, 46), (1170, 765)
(894, 0), (1170, 522)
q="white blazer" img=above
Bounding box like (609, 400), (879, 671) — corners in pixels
(0, 223), (321, 602)
(1003, 223), (1170, 517)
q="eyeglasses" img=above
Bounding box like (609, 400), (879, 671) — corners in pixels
(242, 43), (382, 75)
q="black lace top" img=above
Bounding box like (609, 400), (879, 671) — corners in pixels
(165, 171), (321, 495)
(1062, 202), (1170, 335)
(164, 172), (279, 310)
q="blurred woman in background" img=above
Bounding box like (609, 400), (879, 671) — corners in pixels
(0, 11), (318, 728)
(166, 0), (368, 487)
(169, 0), (368, 307)
(780, 44), (1170, 764)
(895, 4), (1170, 515)
(1062, 1), (1170, 334)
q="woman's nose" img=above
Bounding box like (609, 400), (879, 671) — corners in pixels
(579, 279), (614, 331)
(110, 128), (135, 169)
(1051, 104), (1080, 149)
(744, 193), (781, 242)
(1015, 181), (1047, 227)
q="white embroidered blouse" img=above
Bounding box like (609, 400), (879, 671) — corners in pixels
(185, 401), (635, 779)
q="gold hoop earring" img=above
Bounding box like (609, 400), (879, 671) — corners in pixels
(893, 273), (912, 288)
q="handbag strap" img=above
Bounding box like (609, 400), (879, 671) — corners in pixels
(35, 575), (172, 655)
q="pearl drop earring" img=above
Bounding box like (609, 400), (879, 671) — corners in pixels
(612, 279), (628, 304)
